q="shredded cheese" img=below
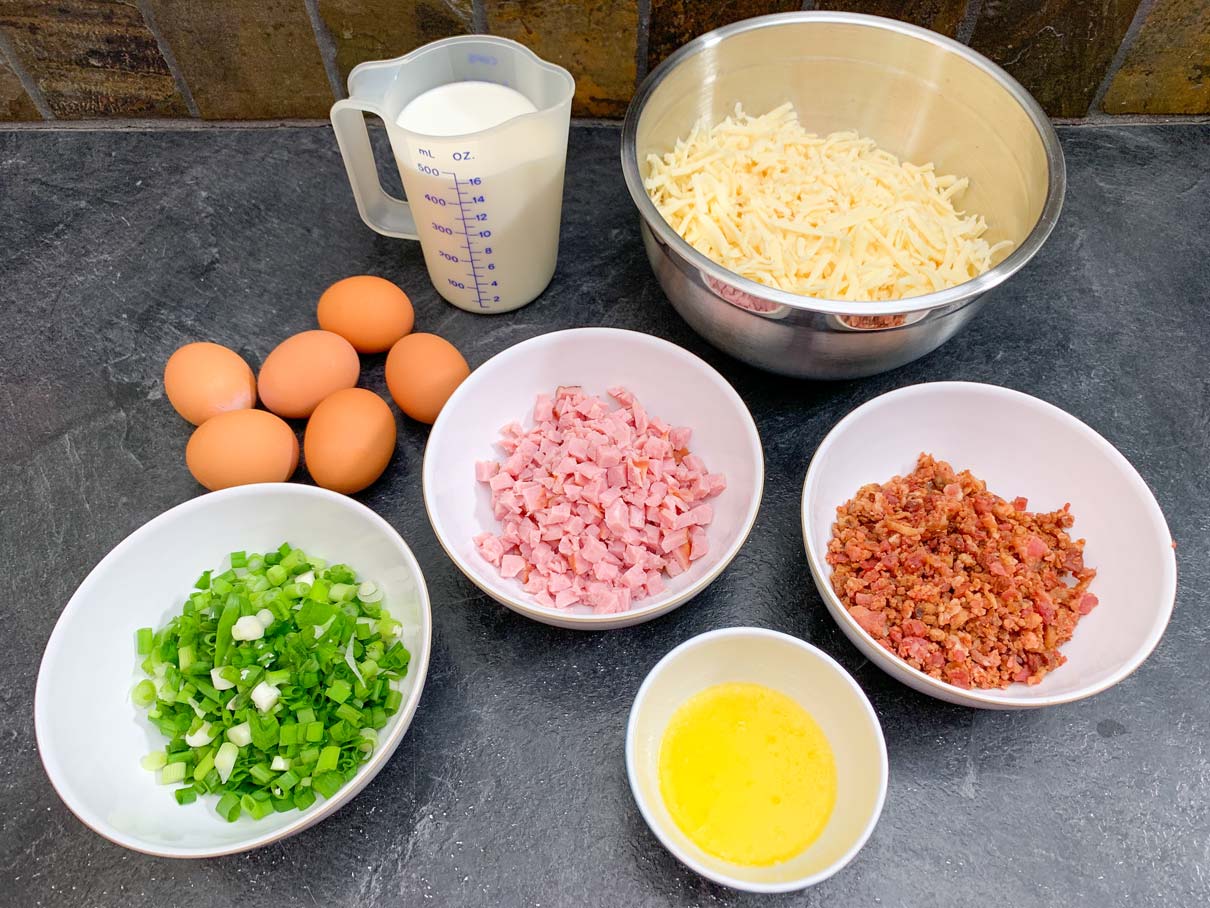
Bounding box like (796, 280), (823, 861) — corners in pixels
(644, 103), (1013, 302)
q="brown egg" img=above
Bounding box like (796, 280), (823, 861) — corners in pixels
(164, 342), (257, 425)
(385, 333), (470, 424)
(258, 330), (360, 419)
(304, 388), (397, 494)
(185, 409), (299, 491)
(317, 276), (415, 354)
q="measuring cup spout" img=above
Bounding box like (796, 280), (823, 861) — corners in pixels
(345, 60), (399, 116)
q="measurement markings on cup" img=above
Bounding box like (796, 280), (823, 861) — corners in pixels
(444, 170), (493, 310)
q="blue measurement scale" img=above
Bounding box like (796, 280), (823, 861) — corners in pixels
(416, 149), (499, 310)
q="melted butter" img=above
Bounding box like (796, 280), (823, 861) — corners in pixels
(658, 682), (837, 867)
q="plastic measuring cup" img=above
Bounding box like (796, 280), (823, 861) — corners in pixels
(330, 37), (575, 314)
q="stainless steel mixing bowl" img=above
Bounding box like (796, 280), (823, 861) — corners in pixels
(621, 12), (1065, 379)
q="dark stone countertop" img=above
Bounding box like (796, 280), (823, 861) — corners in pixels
(1, 122), (1207, 908)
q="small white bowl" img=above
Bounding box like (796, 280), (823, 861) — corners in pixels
(423, 328), (764, 629)
(626, 628), (887, 893)
(35, 484), (432, 858)
(802, 381), (1177, 709)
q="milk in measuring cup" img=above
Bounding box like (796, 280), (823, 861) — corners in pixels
(396, 81), (536, 135)
(394, 82), (565, 313)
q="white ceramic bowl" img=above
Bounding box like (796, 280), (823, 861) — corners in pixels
(802, 381), (1177, 709)
(35, 484), (432, 857)
(423, 328), (764, 629)
(626, 628), (887, 893)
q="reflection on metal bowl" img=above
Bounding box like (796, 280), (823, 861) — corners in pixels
(622, 11), (1065, 379)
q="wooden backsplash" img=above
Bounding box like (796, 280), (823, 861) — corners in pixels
(0, 0), (1206, 122)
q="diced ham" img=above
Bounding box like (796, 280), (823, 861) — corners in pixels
(533, 394), (554, 423)
(597, 445), (622, 468)
(594, 561), (619, 581)
(500, 554), (525, 579)
(645, 572), (665, 597)
(474, 533), (504, 566)
(604, 498), (629, 536)
(473, 386), (725, 615)
(674, 503), (713, 530)
(660, 527), (689, 553)
(580, 536), (608, 563)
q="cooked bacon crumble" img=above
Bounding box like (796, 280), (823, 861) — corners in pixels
(827, 454), (1098, 689)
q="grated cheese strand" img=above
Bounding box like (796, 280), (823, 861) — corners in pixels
(644, 103), (1014, 302)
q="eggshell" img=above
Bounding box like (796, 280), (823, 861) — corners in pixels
(317, 276), (414, 353)
(304, 388), (397, 494)
(385, 333), (470, 424)
(258, 330), (360, 418)
(185, 409), (299, 491)
(164, 342), (256, 425)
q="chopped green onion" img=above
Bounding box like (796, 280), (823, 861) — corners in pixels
(277, 769), (300, 794)
(214, 601), (239, 666)
(132, 679), (157, 708)
(214, 741), (239, 784)
(335, 703), (362, 725)
(133, 545), (409, 821)
(312, 771), (344, 799)
(174, 787), (198, 806)
(194, 748), (216, 782)
(326, 679), (351, 704)
(315, 745), (340, 774)
(297, 599), (335, 626)
(281, 581), (310, 599)
(226, 722), (252, 747)
(215, 792), (241, 822)
(329, 583), (356, 603)
(241, 793), (275, 820)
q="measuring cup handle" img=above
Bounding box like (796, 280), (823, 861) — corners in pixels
(330, 99), (418, 240)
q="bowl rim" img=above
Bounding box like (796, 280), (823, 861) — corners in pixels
(33, 483), (434, 858)
(624, 626), (889, 892)
(800, 381), (1178, 708)
(421, 327), (765, 628)
(620, 10), (1067, 318)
